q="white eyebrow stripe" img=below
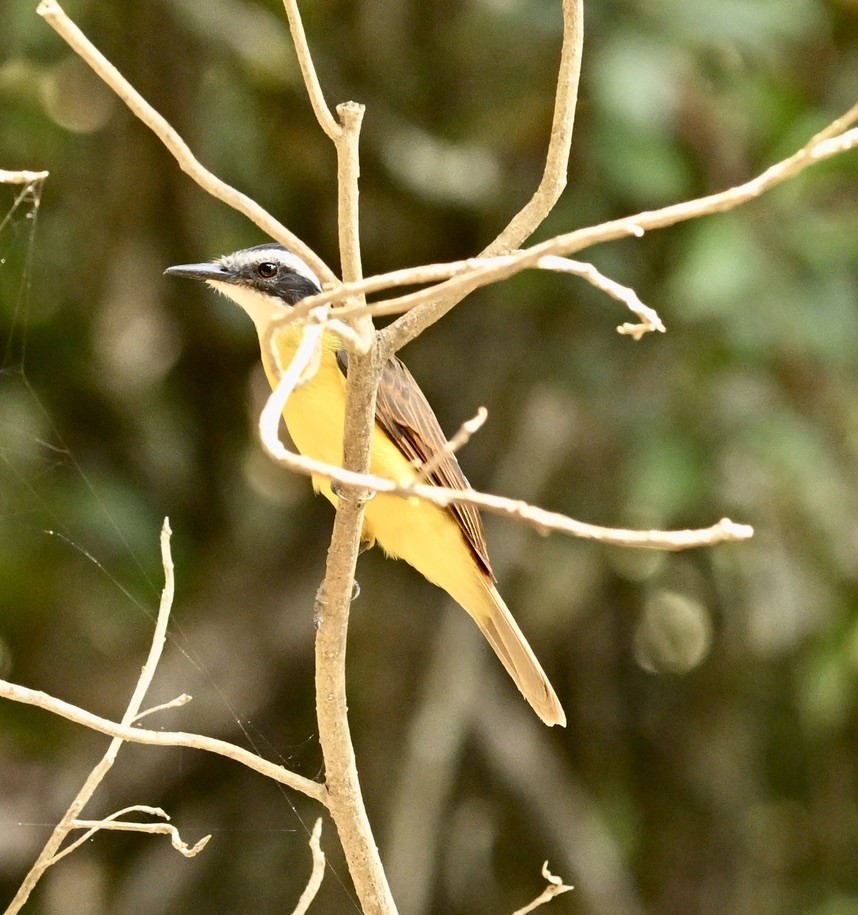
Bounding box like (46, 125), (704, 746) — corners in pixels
(221, 247), (322, 291)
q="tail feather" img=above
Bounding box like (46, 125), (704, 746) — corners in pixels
(474, 584), (566, 727)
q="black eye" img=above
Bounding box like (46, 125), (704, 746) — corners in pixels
(256, 262), (278, 279)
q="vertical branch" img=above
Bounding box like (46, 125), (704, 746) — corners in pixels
(313, 95), (396, 912)
(276, 1), (395, 897)
(379, 0), (584, 356)
(483, 0), (584, 257)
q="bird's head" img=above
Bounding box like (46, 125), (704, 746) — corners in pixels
(165, 243), (322, 330)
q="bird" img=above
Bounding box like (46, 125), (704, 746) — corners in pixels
(165, 243), (566, 726)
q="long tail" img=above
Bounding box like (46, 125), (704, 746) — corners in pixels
(473, 583), (566, 727)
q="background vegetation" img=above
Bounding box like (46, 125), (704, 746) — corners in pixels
(1, 0), (857, 912)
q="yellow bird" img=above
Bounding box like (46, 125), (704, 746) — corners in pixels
(166, 244), (565, 726)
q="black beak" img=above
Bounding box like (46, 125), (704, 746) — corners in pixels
(164, 262), (233, 283)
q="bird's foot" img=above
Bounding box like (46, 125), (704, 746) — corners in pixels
(330, 480), (376, 505)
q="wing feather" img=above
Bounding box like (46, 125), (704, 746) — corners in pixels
(337, 350), (494, 580)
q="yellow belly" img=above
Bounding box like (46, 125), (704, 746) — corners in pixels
(262, 326), (489, 616)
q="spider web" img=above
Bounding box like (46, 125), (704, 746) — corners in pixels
(0, 176), (357, 910)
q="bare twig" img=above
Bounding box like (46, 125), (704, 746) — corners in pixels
(804, 98), (858, 147)
(374, 114), (858, 351)
(289, 818), (326, 915)
(537, 255), (666, 338)
(512, 862), (574, 915)
(0, 169), (49, 184)
(476, 678), (646, 915)
(63, 806), (210, 861)
(260, 310), (330, 444)
(484, 0), (584, 257)
(133, 693), (193, 723)
(316, 89), (398, 915)
(6, 520), (180, 912)
(415, 406), (488, 481)
(258, 299), (749, 550)
(0, 678), (327, 804)
(35, 0), (334, 285)
(262, 3), (394, 906)
(260, 391), (753, 548)
(280, 0), (341, 142)
(378, 0), (585, 355)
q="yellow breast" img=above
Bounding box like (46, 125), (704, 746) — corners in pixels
(260, 324), (489, 615)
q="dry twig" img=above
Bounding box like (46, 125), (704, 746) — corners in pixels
(0, 678), (327, 804)
(65, 806), (209, 861)
(260, 367), (752, 549)
(538, 255), (665, 338)
(276, 4), (395, 912)
(415, 407), (488, 481)
(369, 115), (858, 349)
(36, 0), (334, 284)
(289, 818), (327, 915)
(6, 520), (189, 912)
(378, 0), (585, 355)
(512, 862), (574, 915)
(0, 169), (49, 183)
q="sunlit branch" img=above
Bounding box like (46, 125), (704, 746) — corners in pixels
(0, 169), (49, 183)
(511, 862), (574, 915)
(415, 407), (488, 481)
(373, 113), (858, 352)
(379, 0), (585, 354)
(279, 0), (341, 141)
(0, 678), (328, 804)
(289, 819), (327, 915)
(36, 0), (334, 284)
(259, 362), (752, 549)
(6, 521), (194, 912)
(538, 256), (665, 339)
(62, 806), (210, 861)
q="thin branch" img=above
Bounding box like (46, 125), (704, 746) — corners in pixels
(279, 0), (341, 141)
(334, 102), (367, 291)
(35, 0), (334, 285)
(289, 818), (326, 915)
(374, 114), (858, 352)
(0, 678), (328, 804)
(133, 693), (193, 723)
(0, 169), (49, 184)
(484, 0), (584, 257)
(62, 806), (210, 861)
(276, 254), (522, 326)
(805, 98), (858, 146)
(258, 301), (748, 551)
(260, 310), (329, 442)
(261, 383), (752, 548)
(537, 256), (665, 339)
(315, 90), (398, 914)
(378, 0), (585, 355)
(5, 519), (179, 913)
(415, 407), (488, 481)
(512, 862), (574, 915)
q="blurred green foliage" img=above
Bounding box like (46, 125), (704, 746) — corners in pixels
(1, 0), (857, 913)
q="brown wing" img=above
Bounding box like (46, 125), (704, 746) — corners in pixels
(337, 350), (494, 580)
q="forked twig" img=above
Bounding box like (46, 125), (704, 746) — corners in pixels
(512, 862), (574, 915)
(36, 0), (334, 284)
(0, 678), (327, 804)
(6, 520), (183, 912)
(64, 806), (209, 861)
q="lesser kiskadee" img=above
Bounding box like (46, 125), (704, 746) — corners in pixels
(166, 244), (565, 727)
